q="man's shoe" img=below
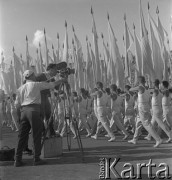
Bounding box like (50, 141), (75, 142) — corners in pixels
(33, 158), (47, 166)
(73, 135), (77, 139)
(153, 139), (163, 148)
(23, 148), (33, 155)
(128, 139), (137, 145)
(144, 136), (151, 141)
(86, 133), (92, 138)
(108, 137), (116, 142)
(91, 134), (98, 140)
(14, 160), (25, 167)
(166, 138), (172, 143)
(105, 134), (110, 138)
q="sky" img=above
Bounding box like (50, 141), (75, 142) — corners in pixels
(0, 0), (172, 63)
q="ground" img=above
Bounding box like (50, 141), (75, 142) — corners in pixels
(0, 126), (172, 180)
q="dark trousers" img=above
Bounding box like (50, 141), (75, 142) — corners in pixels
(15, 106), (43, 161)
(17, 107), (30, 151)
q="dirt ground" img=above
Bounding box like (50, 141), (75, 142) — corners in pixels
(0, 126), (172, 180)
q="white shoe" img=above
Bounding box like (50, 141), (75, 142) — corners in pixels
(153, 139), (163, 148)
(128, 139), (137, 145)
(108, 137), (116, 142)
(73, 135), (77, 139)
(86, 133), (92, 138)
(144, 136), (151, 141)
(91, 135), (98, 140)
(105, 134), (110, 138)
(166, 138), (172, 143)
(60, 133), (64, 137)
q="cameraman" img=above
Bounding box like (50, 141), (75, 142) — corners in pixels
(36, 63), (60, 137)
(14, 70), (66, 167)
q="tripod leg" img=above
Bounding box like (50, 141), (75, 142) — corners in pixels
(72, 118), (84, 162)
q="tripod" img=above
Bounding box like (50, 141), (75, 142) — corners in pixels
(41, 81), (84, 161)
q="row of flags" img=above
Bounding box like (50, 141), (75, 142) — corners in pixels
(0, 0), (172, 96)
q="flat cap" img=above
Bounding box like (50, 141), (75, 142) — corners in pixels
(23, 70), (34, 78)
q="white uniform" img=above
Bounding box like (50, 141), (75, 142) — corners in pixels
(133, 86), (161, 143)
(78, 96), (92, 136)
(95, 91), (115, 139)
(124, 94), (135, 129)
(146, 90), (172, 140)
(162, 92), (172, 128)
(110, 93), (129, 137)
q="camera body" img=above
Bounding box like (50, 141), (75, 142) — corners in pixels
(57, 67), (75, 78)
(55, 61), (75, 78)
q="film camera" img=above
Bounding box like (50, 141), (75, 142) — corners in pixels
(56, 62), (75, 78)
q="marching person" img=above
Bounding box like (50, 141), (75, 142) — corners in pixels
(77, 88), (92, 137)
(14, 70), (66, 167)
(109, 84), (129, 140)
(144, 79), (172, 143)
(160, 81), (172, 130)
(123, 85), (135, 133)
(91, 82), (115, 142)
(128, 76), (162, 148)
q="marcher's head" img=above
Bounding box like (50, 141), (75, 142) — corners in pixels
(138, 76), (146, 85)
(110, 84), (117, 92)
(80, 88), (87, 98)
(160, 80), (169, 90)
(96, 82), (103, 90)
(12, 93), (16, 101)
(86, 90), (91, 98)
(125, 85), (131, 92)
(46, 63), (57, 77)
(23, 70), (36, 81)
(154, 79), (160, 89)
(105, 88), (111, 95)
(72, 91), (78, 97)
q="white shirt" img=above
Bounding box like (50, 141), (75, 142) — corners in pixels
(15, 80), (55, 106)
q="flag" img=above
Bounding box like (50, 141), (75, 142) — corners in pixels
(52, 44), (57, 63)
(133, 24), (142, 74)
(73, 26), (85, 88)
(90, 43), (96, 85)
(63, 21), (69, 63)
(102, 34), (110, 67)
(39, 42), (45, 72)
(0, 52), (5, 71)
(124, 13), (133, 78)
(148, 11), (163, 80)
(44, 28), (49, 68)
(140, 0), (155, 81)
(86, 38), (94, 90)
(157, 9), (169, 81)
(56, 33), (60, 63)
(13, 49), (23, 88)
(108, 13), (124, 89)
(150, 9), (169, 81)
(26, 36), (32, 69)
(8, 61), (17, 93)
(0, 70), (10, 94)
(91, 7), (101, 82)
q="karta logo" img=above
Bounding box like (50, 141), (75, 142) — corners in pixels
(99, 158), (171, 179)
